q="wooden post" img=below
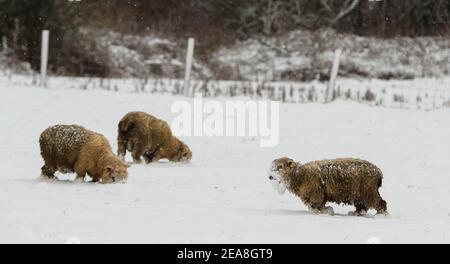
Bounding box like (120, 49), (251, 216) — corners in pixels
(183, 38), (195, 96)
(40, 30), (49, 87)
(326, 49), (342, 103)
(2, 36), (7, 50)
(13, 18), (19, 49)
(379, 0), (389, 38)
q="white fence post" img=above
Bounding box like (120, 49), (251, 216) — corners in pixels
(40, 30), (49, 87)
(183, 38), (195, 96)
(326, 49), (342, 103)
(2, 36), (7, 50)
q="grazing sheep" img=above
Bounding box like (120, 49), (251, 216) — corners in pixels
(39, 125), (128, 183)
(268, 157), (387, 216)
(117, 111), (192, 164)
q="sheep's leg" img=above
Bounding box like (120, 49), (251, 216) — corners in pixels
(41, 164), (57, 180)
(368, 187), (388, 215)
(90, 175), (100, 183)
(307, 205), (321, 214)
(375, 199), (388, 215)
(143, 149), (158, 164)
(149, 150), (163, 162)
(304, 193), (329, 215)
(143, 153), (152, 164)
(351, 204), (368, 216)
(322, 206), (335, 216)
(307, 205), (334, 215)
(74, 160), (87, 183)
(117, 137), (127, 161)
(131, 145), (145, 164)
(74, 171), (86, 183)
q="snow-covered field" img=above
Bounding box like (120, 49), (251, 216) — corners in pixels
(1, 80), (449, 243)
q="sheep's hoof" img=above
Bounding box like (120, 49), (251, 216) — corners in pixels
(323, 206), (335, 216)
(74, 177), (84, 183)
(41, 175), (58, 182)
(308, 206), (334, 216)
(348, 210), (367, 216)
(307, 206), (320, 215)
(375, 211), (389, 218)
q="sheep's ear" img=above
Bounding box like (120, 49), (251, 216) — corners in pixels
(288, 160), (295, 168)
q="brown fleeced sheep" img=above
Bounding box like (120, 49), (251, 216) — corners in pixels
(39, 125), (128, 183)
(268, 157), (387, 216)
(117, 111), (192, 164)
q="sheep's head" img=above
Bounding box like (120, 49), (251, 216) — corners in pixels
(168, 139), (192, 162)
(268, 157), (297, 195)
(176, 141), (192, 162)
(100, 159), (129, 184)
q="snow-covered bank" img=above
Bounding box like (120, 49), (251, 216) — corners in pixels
(81, 29), (450, 81)
(0, 82), (449, 243)
(5, 28), (450, 82)
(215, 29), (450, 81)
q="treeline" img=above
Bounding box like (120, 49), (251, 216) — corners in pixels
(1, 0), (450, 75)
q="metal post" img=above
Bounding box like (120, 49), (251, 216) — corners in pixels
(326, 49), (342, 103)
(183, 38), (195, 96)
(40, 30), (49, 87)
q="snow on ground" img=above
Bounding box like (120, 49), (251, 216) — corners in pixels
(1, 80), (449, 243)
(4, 74), (450, 111)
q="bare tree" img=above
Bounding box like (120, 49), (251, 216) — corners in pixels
(260, 0), (284, 35)
(288, 0), (316, 28)
(237, 0), (290, 36)
(320, 0), (360, 25)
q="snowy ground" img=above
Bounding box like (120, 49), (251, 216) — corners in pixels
(1, 80), (449, 243)
(4, 74), (450, 110)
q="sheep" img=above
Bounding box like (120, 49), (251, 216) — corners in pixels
(269, 157), (387, 216)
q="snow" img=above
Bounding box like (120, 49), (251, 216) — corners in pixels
(215, 29), (450, 81)
(1, 78), (450, 243)
(86, 28), (211, 79)
(0, 49), (33, 75)
(5, 74), (450, 111)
